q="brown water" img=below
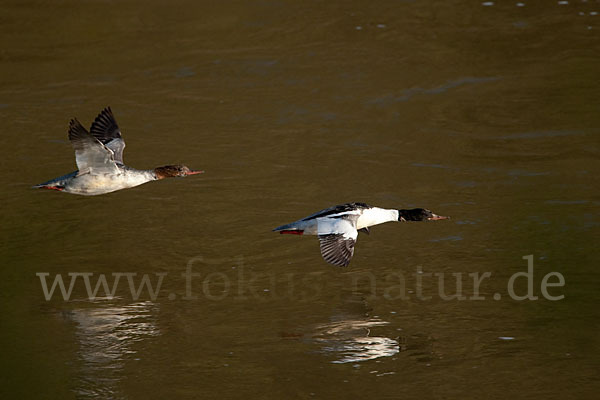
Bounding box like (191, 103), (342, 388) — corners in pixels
(1, 0), (599, 399)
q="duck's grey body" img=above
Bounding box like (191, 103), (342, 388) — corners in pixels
(34, 167), (157, 196)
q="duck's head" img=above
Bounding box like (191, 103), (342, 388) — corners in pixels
(154, 165), (204, 179)
(398, 208), (449, 222)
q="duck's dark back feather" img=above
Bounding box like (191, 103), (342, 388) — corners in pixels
(301, 202), (371, 221)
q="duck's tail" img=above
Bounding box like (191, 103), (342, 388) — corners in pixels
(272, 223), (304, 235)
(32, 183), (65, 191)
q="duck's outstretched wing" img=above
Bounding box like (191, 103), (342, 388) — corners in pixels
(90, 107), (126, 165)
(69, 118), (119, 175)
(317, 216), (359, 267)
(319, 234), (357, 267)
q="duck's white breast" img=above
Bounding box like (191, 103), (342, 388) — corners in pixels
(356, 208), (398, 229)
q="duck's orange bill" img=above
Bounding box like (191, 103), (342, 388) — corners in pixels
(428, 214), (449, 220)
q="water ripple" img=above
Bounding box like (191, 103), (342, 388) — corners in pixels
(368, 77), (499, 105)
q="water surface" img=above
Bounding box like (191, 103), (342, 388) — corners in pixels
(1, 1), (599, 399)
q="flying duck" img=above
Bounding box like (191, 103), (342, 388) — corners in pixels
(273, 202), (449, 267)
(33, 107), (203, 195)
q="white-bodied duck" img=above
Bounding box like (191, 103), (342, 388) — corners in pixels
(273, 202), (449, 267)
(34, 107), (203, 195)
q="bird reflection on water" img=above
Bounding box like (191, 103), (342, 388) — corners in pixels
(311, 293), (400, 364)
(65, 301), (160, 398)
(315, 318), (400, 364)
